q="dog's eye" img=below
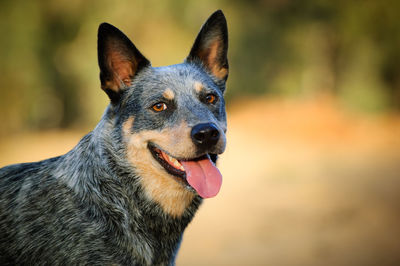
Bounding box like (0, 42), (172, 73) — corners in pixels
(205, 94), (218, 104)
(152, 102), (167, 112)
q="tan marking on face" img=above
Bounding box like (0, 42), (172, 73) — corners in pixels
(122, 119), (196, 217)
(162, 88), (175, 100)
(194, 82), (204, 93)
(122, 116), (135, 135)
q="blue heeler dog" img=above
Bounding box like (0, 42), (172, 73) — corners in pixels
(0, 10), (228, 265)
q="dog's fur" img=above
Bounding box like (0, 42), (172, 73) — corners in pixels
(0, 10), (228, 265)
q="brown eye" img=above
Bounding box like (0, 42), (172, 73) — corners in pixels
(205, 94), (217, 104)
(152, 102), (167, 112)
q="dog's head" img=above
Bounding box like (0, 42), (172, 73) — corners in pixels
(97, 11), (228, 216)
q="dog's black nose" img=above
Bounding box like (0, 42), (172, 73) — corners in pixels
(191, 123), (220, 149)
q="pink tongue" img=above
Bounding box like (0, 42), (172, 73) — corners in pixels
(181, 157), (222, 198)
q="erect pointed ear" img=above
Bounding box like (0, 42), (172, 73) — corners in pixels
(186, 10), (229, 83)
(98, 23), (150, 103)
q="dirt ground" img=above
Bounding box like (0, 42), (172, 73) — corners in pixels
(1, 98), (400, 266)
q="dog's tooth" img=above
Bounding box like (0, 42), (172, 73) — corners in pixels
(168, 155), (178, 165)
(175, 161), (184, 171)
(165, 153), (185, 171)
(175, 161), (183, 169)
(173, 159), (180, 167)
(167, 154), (174, 162)
(172, 158), (178, 165)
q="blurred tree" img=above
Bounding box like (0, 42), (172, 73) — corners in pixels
(0, 0), (94, 133)
(228, 0), (400, 112)
(36, 1), (83, 128)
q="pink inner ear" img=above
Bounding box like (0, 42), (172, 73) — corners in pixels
(207, 41), (219, 65)
(198, 40), (228, 80)
(198, 40), (219, 67)
(113, 61), (135, 86)
(108, 51), (136, 87)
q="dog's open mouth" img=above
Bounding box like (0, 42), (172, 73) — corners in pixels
(148, 143), (222, 198)
(149, 143), (187, 180)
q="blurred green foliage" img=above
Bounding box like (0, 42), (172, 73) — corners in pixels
(1, 0), (400, 134)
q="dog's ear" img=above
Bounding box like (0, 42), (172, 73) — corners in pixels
(186, 10), (229, 83)
(98, 23), (150, 103)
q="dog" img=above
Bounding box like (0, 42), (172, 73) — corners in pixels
(0, 10), (228, 265)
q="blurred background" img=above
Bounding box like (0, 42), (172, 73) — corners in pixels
(1, 0), (400, 265)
